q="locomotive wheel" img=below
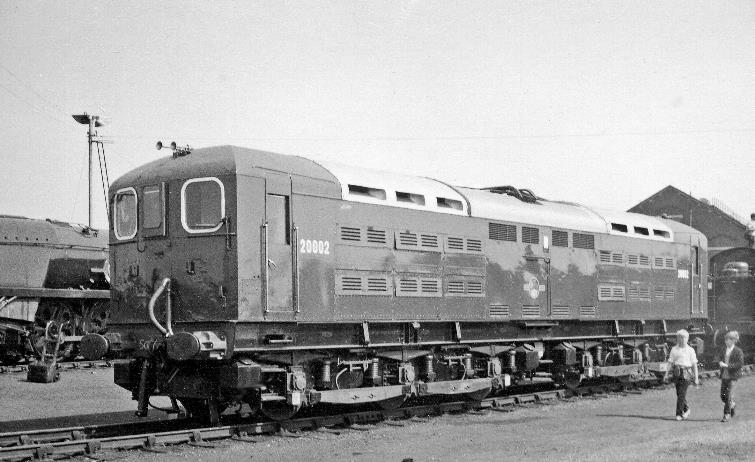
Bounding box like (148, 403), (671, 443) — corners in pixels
(463, 386), (492, 402)
(564, 376), (582, 391)
(32, 303), (76, 360)
(79, 301), (109, 336)
(563, 371), (583, 391)
(260, 400), (302, 421)
(180, 398), (223, 425)
(373, 395), (408, 411)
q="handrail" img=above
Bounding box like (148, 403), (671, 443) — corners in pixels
(148, 278), (173, 337)
(292, 225), (300, 314)
(262, 222), (269, 314)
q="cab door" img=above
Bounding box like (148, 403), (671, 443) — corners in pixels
(262, 176), (295, 317)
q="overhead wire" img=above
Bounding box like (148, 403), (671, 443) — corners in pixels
(96, 142), (110, 219)
(0, 61), (68, 117)
(100, 125), (755, 144)
(0, 62), (113, 225)
(100, 142), (111, 188)
(0, 80), (71, 126)
(69, 153), (86, 223)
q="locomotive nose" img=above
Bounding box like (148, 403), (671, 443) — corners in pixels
(80, 333), (110, 360)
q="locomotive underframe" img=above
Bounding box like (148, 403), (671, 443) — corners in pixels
(110, 317), (704, 421)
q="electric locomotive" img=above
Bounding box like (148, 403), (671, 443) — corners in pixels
(81, 145), (708, 423)
(0, 215), (109, 363)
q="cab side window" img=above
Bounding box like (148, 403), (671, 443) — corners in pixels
(143, 185), (163, 228)
(114, 188), (137, 240)
(142, 184), (166, 236)
(181, 178), (225, 233)
(267, 194), (290, 245)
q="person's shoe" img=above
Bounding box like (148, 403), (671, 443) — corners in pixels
(731, 404), (736, 417)
(676, 415), (682, 421)
(721, 414), (730, 422)
(682, 409), (690, 419)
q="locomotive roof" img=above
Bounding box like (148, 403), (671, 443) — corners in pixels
(457, 187), (607, 233)
(318, 160), (675, 241)
(114, 145), (701, 242)
(318, 161), (468, 216)
(112, 145), (341, 197)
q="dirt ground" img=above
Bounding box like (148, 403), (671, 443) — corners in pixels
(0, 364), (170, 432)
(2, 368), (754, 461)
(121, 377), (755, 462)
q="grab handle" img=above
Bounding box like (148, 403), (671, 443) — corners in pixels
(148, 278), (173, 337)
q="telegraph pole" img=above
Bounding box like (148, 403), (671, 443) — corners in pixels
(72, 113), (105, 228)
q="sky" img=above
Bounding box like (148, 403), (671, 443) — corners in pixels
(1, 1), (753, 230)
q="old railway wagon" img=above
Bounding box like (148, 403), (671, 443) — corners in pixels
(0, 215), (109, 363)
(81, 145), (707, 422)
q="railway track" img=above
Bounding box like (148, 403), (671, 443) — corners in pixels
(0, 380), (670, 460)
(0, 388), (584, 461)
(0, 359), (120, 375)
(0, 366), (745, 461)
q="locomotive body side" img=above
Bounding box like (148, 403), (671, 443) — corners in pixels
(92, 145), (709, 421)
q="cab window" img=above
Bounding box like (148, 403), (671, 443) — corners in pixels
(267, 194), (290, 244)
(143, 185), (163, 230)
(114, 188), (137, 240)
(181, 177), (225, 233)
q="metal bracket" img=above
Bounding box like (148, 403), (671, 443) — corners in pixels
(454, 322), (462, 342)
(362, 322), (370, 345)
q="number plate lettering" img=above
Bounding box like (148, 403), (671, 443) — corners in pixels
(299, 239), (330, 255)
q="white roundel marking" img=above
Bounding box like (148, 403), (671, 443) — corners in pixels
(523, 276), (541, 299)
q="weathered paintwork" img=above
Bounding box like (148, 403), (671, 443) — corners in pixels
(102, 145), (711, 419)
(107, 145), (707, 355)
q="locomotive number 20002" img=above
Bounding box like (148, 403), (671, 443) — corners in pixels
(299, 239), (330, 255)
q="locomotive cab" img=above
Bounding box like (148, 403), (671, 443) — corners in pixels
(82, 146), (341, 420)
(108, 174), (235, 351)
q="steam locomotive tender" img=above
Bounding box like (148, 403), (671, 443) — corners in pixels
(82, 145), (708, 422)
(0, 216), (109, 363)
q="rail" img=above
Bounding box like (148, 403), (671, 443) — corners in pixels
(0, 360), (120, 375)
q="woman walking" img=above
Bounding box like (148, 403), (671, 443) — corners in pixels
(717, 331), (744, 422)
(666, 329), (699, 420)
